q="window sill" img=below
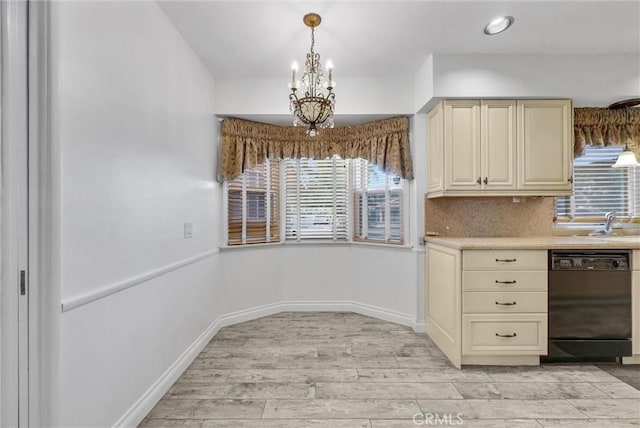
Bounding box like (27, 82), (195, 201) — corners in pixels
(553, 220), (640, 236)
(219, 242), (283, 252)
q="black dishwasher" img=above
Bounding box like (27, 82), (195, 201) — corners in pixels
(547, 250), (632, 360)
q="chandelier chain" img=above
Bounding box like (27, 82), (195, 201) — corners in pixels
(310, 26), (315, 57)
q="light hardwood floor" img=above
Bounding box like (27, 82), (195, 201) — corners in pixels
(140, 312), (640, 427)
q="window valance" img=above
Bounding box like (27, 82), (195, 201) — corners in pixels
(220, 116), (414, 180)
(574, 107), (640, 157)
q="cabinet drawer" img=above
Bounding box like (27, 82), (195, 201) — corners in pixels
(463, 250), (547, 271)
(463, 291), (547, 313)
(463, 271), (547, 291)
(462, 314), (547, 355)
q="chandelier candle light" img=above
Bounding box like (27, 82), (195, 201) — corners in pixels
(289, 13), (336, 137)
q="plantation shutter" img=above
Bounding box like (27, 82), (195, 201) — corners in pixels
(556, 146), (638, 219)
(227, 173), (244, 245)
(284, 156), (349, 241)
(352, 159), (404, 244)
(227, 160), (280, 245)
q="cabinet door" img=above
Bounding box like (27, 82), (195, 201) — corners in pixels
(427, 102), (444, 194)
(426, 244), (462, 368)
(633, 251), (639, 355)
(481, 100), (517, 190)
(444, 100), (481, 190)
(517, 100), (572, 191)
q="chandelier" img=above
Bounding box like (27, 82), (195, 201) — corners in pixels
(289, 13), (335, 137)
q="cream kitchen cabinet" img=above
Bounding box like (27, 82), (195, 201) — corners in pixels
(426, 98), (572, 198)
(425, 243), (548, 368)
(440, 100), (517, 192)
(624, 250), (640, 363)
(427, 101), (445, 194)
(461, 249), (548, 364)
(517, 100), (573, 192)
(443, 100), (481, 191)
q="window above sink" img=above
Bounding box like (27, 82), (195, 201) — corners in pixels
(555, 146), (640, 231)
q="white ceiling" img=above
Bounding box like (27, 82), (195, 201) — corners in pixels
(158, 0), (640, 80)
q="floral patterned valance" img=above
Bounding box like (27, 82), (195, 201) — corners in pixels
(574, 107), (640, 157)
(220, 116), (413, 180)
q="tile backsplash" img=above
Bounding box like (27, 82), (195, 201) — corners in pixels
(425, 196), (555, 237)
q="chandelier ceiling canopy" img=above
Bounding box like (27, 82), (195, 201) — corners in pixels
(288, 13), (335, 137)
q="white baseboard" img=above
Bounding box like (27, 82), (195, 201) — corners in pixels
(347, 301), (417, 330)
(114, 316), (222, 427)
(116, 300), (420, 427)
(622, 355), (640, 364)
(215, 300), (420, 331)
(413, 321), (426, 333)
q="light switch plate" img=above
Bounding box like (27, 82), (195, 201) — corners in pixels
(184, 222), (193, 239)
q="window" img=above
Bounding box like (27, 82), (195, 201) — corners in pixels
(284, 157), (349, 241)
(225, 157), (406, 245)
(226, 160), (280, 245)
(352, 160), (404, 244)
(555, 146), (640, 221)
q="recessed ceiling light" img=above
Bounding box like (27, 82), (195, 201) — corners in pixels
(484, 16), (514, 35)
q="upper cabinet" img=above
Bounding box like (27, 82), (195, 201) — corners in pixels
(443, 100), (481, 191)
(517, 100), (573, 191)
(427, 102), (445, 194)
(482, 100), (517, 191)
(427, 99), (572, 198)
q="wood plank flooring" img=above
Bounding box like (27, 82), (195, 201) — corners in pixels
(140, 312), (640, 427)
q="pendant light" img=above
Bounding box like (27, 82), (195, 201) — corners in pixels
(612, 144), (640, 168)
(288, 13), (336, 137)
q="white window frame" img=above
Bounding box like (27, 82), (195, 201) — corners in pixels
(224, 160), (280, 246)
(284, 156), (350, 242)
(555, 146), (640, 229)
(222, 158), (411, 247)
(352, 159), (406, 244)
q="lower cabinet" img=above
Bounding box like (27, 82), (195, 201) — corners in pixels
(624, 250), (640, 363)
(462, 313), (547, 355)
(425, 243), (548, 368)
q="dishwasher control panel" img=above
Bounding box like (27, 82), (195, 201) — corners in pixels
(550, 251), (630, 271)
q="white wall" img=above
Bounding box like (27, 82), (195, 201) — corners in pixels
(414, 54), (434, 113)
(414, 53), (640, 112)
(217, 244), (422, 329)
(215, 76), (414, 117)
(409, 114), (427, 325)
(50, 1), (219, 426)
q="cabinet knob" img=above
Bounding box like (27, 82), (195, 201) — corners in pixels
(495, 333), (517, 338)
(495, 301), (517, 306)
(483, 177), (488, 185)
(476, 177), (482, 185)
(495, 258), (517, 263)
(495, 280), (517, 285)
(568, 177), (573, 183)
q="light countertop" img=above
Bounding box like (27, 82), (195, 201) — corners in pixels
(424, 236), (640, 250)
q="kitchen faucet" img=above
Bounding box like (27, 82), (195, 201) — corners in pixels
(603, 211), (617, 235)
(590, 211), (617, 236)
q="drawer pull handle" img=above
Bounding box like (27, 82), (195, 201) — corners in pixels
(495, 333), (517, 338)
(495, 258), (517, 262)
(495, 280), (517, 284)
(495, 301), (517, 306)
